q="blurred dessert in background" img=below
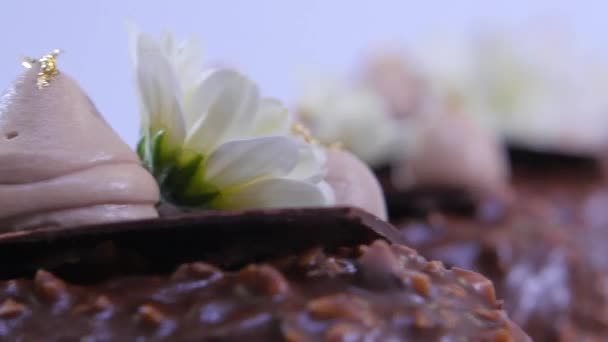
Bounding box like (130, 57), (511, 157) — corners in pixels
(294, 28), (608, 340)
(362, 51), (427, 120)
(390, 106), (511, 203)
(395, 147), (608, 341)
(298, 50), (511, 209)
(357, 31), (608, 341)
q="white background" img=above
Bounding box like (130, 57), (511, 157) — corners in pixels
(0, 0), (606, 145)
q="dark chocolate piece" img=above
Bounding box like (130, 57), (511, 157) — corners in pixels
(0, 240), (530, 341)
(0, 207), (403, 280)
(374, 166), (478, 218)
(507, 143), (603, 174)
(384, 187), (477, 218)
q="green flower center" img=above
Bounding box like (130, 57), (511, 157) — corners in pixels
(138, 130), (220, 208)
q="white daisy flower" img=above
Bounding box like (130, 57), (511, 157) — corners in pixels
(131, 29), (334, 209)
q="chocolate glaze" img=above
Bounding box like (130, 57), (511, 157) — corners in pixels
(389, 146), (608, 341)
(0, 240), (529, 341)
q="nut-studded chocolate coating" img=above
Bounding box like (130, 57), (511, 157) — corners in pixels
(0, 240), (529, 341)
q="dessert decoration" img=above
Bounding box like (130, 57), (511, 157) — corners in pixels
(131, 29), (334, 210)
(21, 49), (62, 89)
(296, 74), (400, 168)
(0, 51), (160, 231)
(0, 240), (530, 341)
(391, 107), (511, 201)
(289, 122), (388, 219)
(325, 148), (387, 219)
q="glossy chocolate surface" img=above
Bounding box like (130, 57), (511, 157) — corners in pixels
(0, 241), (528, 341)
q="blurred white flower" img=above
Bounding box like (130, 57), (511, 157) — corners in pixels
(417, 31), (608, 153)
(472, 34), (608, 152)
(131, 28), (334, 209)
(297, 75), (399, 167)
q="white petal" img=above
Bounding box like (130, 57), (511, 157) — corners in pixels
(126, 20), (139, 70)
(287, 143), (327, 182)
(221, 76), (259, 142)
(205, 136), (299, 189)
(136, 34), (186, 143)
(214, 178), (328, 209)
(182, 69), (229, 128)
(250, 98), (292, 136)
(160, 29), (175, 57)
(184, 69), (259, 154)
(126, 22), (148, 132)
(175, 36), (203, 91)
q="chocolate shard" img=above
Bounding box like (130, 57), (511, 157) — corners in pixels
(0, 207), (404, 280)
(384, 187), (478, 218)
(507, 144), (603, 176)
(375, 166), (479, 218)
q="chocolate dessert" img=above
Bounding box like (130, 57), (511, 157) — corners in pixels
(0, 239), (529, 341)
(0, 32), (531, 341)
(390, 147), (608, 341)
